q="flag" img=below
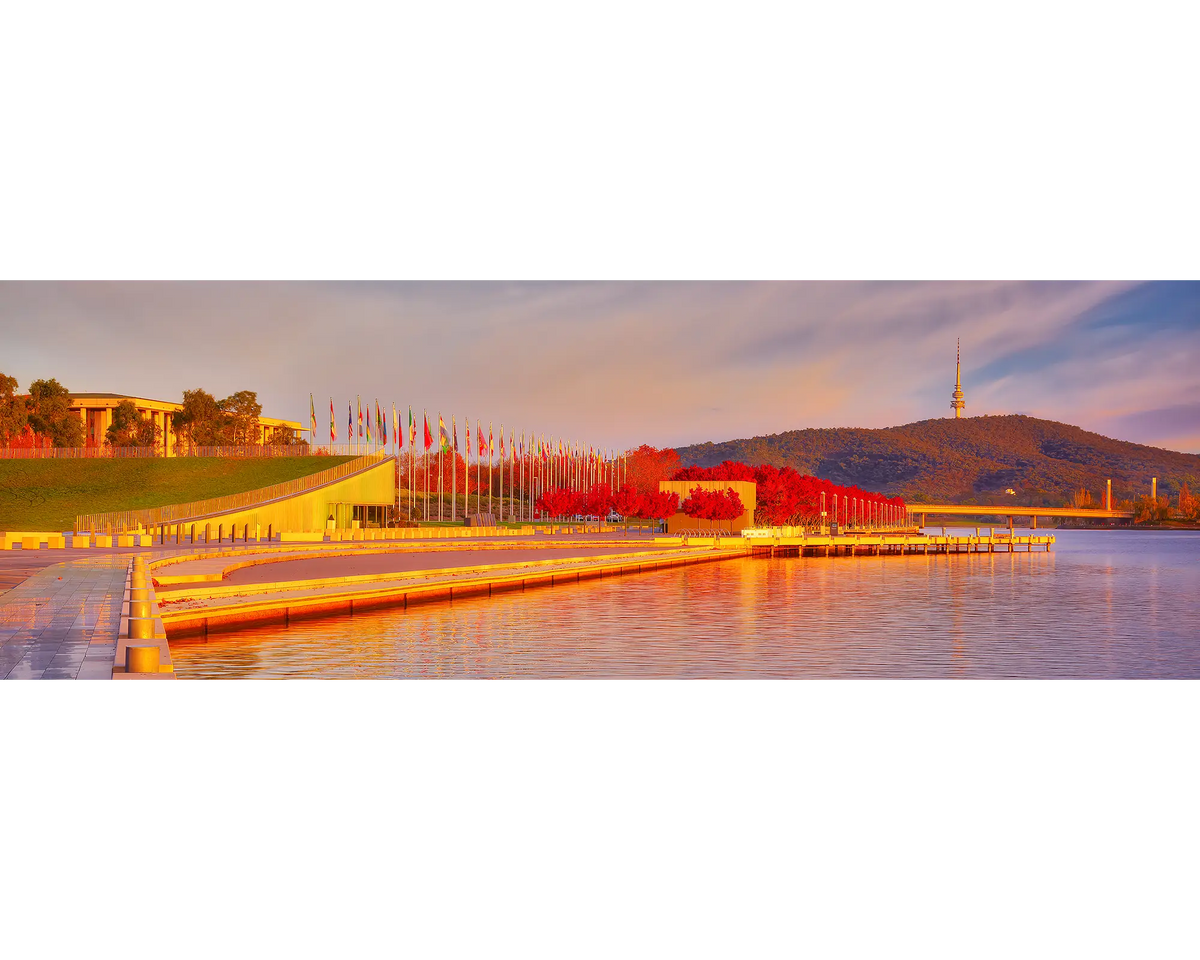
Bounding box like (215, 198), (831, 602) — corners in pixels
(365, 400), (372, 443)
(379, 400), (386, 445)
(453, 415), (459, 453)
(357, 396), (363, 438)
(330, 397), (336, 443)
(348, 402), (353, 442)
(488, 423), (494, 457)
(478, 421), (487, 456)
(423, 411), (432, 451)
(499, 424), (505, 458)
(465, 421), (470, 459)
(409, 407), (415, 449)
(438, 414), (450, 454)
(392, 403), (397, 450)
(309, 394), (316, 440)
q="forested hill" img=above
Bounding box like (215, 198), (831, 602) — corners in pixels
(674, 415), (1200, 506)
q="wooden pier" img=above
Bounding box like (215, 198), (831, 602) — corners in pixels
(739, 529), (1055, 558)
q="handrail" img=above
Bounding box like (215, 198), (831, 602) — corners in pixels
(75, 453), (389, 534)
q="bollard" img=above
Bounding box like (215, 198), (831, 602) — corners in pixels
(125, 644), (160, 673)
(129, 587), (150, 604)
(127, 617), (155, 640)
(129, 599), (151, 619)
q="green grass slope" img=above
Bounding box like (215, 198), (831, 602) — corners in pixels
(0, 456), (357, 530)
(675, 415), (1200, 506)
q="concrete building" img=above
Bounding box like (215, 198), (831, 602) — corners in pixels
(659, 479), (757, 534)
(68, 393), (303, 455)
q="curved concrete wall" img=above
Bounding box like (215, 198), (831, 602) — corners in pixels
(170, 456), (396, 534)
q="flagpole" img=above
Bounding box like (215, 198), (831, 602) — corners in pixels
(452, 418), (457, 524)
(488, 423), (493, 519)
(423, 409), (429, 522)
(498, 425), (504, 524)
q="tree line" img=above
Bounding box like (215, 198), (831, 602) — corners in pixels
(0, 373), (298, 450)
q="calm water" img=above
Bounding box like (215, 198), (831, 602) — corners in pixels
(170, 529), (1200, 678)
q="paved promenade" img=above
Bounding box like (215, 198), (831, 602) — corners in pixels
(0, 533), (674, 677)
(0, 557), (128, 679)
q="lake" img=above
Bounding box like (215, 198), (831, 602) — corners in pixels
(169, 529), (1200, 678)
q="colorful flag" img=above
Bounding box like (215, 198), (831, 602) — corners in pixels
(438, 414), (450, 454)
(499, 424), (505, 458)
(453, 416), (459, 453)
(392, 403), (397, 450)
(379, 400), (386, 445)
(330, 397), (336, 443)
(488, 423), (494, 457)
(348, 402), (353, 442)
(357, 396), (363, 438)
(409, 407), (415, 449)
(465, 421), (470, 459)
(309, 394), (316, 440)
(365, 400), (372, 444)
(423, 411), (432, 451)
(478, 421), (486, 456)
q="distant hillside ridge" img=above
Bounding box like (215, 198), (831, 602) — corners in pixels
(674, 415), (1200, 506)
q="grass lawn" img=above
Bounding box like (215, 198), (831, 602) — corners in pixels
(0, 457), (356, 531)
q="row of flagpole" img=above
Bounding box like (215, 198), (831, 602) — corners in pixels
(311, 395), (629, 524)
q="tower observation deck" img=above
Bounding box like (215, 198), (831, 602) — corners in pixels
(950, 338), (966, 418)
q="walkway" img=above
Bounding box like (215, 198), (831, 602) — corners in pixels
(0, 557), (128, 679)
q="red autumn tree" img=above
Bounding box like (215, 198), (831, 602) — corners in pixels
(637, 489), (680, 523)
(535, 486), (581, 520)
(610, 484), (644, 531)
(582, 483), (613, 519)
(623, 444), (682, 495)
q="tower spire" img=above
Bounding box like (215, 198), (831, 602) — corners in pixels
(950, 338), (965, 418)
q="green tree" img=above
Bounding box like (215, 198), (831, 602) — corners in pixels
(105, 400), (162, 448)
(220, 390), (263, 446)
(171, 388), (224, 451)
(0, 372), (28, 444)
(27, 378), (84, 447)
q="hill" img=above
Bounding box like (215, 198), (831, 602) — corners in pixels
(0, 456), (357, 530)
(674, 415), (1200, 506)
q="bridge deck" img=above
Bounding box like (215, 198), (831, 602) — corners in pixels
(912, 504), (1132, 519)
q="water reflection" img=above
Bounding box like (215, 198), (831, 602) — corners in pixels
(169, 530), (1200, 679)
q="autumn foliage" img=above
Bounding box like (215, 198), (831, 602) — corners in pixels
(671, 459), (906, 526)
(623, 444), (682, 495)
(679, 485), (745, 532)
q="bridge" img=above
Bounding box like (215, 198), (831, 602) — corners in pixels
(911, 504), (1133, 527)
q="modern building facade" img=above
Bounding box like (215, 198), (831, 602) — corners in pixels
(68, 393), (303, 455)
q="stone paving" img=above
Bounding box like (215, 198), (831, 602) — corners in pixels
(0, 557), (129, 680)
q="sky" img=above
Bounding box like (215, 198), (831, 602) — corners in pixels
(1, 281), (1197, 454)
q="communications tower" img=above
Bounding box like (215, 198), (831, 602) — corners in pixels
(950, 338), (966, 418)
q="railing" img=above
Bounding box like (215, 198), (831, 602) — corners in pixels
(0, 443), (394, 459)
(75, 453), (390, 534)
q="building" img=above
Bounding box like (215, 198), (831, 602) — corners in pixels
(68, 393), (303, 455)
(658, 479), (757, 534)
(950, 338), (966, 418)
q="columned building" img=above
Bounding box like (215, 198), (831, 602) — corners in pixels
(68, 393), (302, 455)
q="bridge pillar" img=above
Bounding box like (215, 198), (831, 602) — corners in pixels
(1031, 515), (1037, 530)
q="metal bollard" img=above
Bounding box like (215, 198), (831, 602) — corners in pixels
(125, 644), (160, 673)
(129, 599), (151, 619)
